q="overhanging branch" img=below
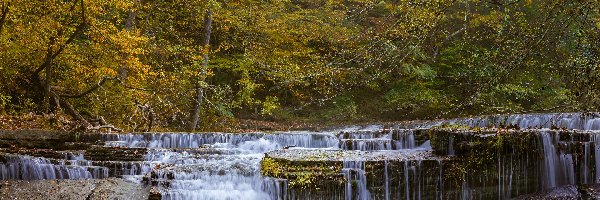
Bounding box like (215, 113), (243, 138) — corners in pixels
(59, 76), (118, 98)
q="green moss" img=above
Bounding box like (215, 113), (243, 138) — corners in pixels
(428, 127), (542, 186)
(261, 157), (282, 177)
(261, 156), (343, 189)
(288, 172), (315, 188)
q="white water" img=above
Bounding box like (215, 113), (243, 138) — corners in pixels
(538, 131), (576, 190)
(103, 128), (431, 200)
(4, 114), (600, 199)
(339, 128), (420, 150)
(416, 113), (600, 130)
(595, 135), (600, 183)
(0, 153), (108, 180)
(103, 131), (339, 200)
(395, 129), (416, 149)
(541, 132), (559, 188)
(342, 160), (370, 200)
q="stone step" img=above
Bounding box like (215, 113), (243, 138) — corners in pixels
(261, 145), (600, 200)
(337, 130), (391, 139)
(0, 130), (102, 150)
(339, 139), (396, 150)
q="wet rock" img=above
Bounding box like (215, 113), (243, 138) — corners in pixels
(0, 178), (149, 200)
(265, 149), (436, 162)
(85, 146), (147, 161)
(262, 149), (465, 199)
(514, 184), (600, 200)
(0, 130), (102, 150)
(148, 186), (162, 200)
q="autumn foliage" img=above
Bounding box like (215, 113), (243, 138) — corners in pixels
(0, 0), (599, 131)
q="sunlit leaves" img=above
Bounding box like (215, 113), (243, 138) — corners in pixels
(1, 0), (599, 127)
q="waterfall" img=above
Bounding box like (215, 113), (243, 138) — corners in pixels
(539, 131), (582, 190)
(7, 118), (600, 199)
(595, 135), (600, 183)
(340, 139), (393, 151)
(100, 131), (342, 200)
(448, 134), (455, 156)
(342, 160), (370, 200)
(540, 132), (559, 188)
(421, 113), (600, 130)
(395, 129), (416, 149)
(338, 129), (420, 150)
(461, 180), (471, 200)
(403, 162), (410, 200)
(106, 132), (338, 149)
(384, 160), (389, 200)
(0, 154), (108, 180)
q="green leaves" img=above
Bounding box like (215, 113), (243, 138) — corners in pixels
(1, 0), (598, 128)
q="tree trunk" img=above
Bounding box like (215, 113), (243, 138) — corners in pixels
(125, 0), (138, 31)
(43, 38), (56, 113)
(0, 2), (9, 34)
(45, 61), (52, 112)
(189, 6), (213, 131)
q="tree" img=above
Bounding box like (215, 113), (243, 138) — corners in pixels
(0, 0), (147, 127)
(190, 3), (213, 131)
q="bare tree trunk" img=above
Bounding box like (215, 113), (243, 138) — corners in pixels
(43, 38), (56, 113)
(189, 6), (213, 131)
(45, 61), (52, 112)
(55, 91), (90, 127)
(125, 11), (135, 31)
(125, 0), (138, 31)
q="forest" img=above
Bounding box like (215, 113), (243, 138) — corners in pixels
(1, 0), (599, 131)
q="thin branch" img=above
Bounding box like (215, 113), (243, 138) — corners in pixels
(59, 76), (118, 98)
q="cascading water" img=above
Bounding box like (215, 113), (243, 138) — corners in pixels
(0, 153), (108, 180)
(5, 113), (600, 199)
(338, 129), (422, 151)
(595, 134), (600, 183)
(538, 130), (591, 190)
(342, 160), (370, 200)
(395, 129), (416, 149)
(103, 131), (339, 200)
(101, 128), (434, 200)
(540, 132), (559, 188)
(415, 113), (600, 130)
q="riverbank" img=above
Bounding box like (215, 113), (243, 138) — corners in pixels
(0, 113), (424, 133)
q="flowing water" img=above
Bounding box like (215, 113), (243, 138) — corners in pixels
(3, 113), (600, 199)
(0, 153), (108, 180)
(414, 113), (600, 130)
(105, 128), (424, 200)
(103, 132), (340, 200)
(342, 161), (370, 200)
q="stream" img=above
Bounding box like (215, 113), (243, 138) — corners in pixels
(2, 113), (600, 199)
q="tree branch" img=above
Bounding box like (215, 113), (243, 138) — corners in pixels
(33, 0), (86, 77)
(53, 91), (90, 127)
(35, 74), (90, 126)
(59, 76), (118, 98)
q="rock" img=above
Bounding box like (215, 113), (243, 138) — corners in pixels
(0, 178), (149, 200)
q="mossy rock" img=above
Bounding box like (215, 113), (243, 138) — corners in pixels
(261, 157), (343, 189)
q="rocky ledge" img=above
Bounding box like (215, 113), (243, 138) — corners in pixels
(0, 178), (149, 200)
